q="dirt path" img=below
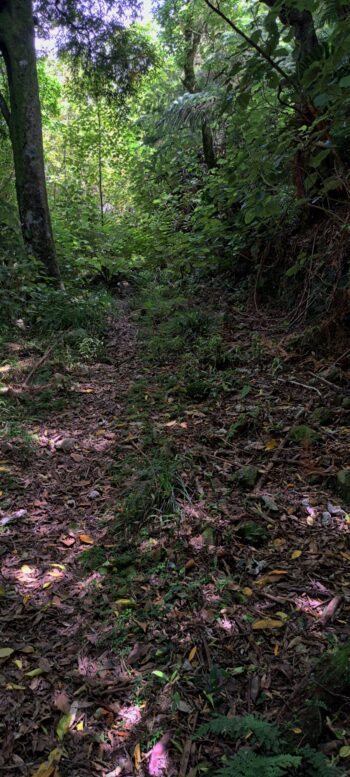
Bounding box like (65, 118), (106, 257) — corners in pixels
(1, 291), (350, 776)
(0, 307), (141, 776)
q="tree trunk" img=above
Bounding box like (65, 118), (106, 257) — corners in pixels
(261, 2), (318, 71)
(0, 0), (60, 279)
(183, 24), (217, 170)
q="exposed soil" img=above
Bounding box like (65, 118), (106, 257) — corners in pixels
(1, 290), (350, 776)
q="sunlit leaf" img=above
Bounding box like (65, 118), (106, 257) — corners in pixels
(291, 550), (302, 560)
(252, 619), (284, 630)
(265, 438), (278, 450)
(188, 646), (197, 662)
(339, 746), (350, 758)
(0, 647), (14, 658)
(31, 748), (61, 777)
(25, 667), (45, 678)
(79, 534), (94, 544)
(134, 743), (141, 770)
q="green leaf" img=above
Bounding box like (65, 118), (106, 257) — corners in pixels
(56, 713), (72, 741)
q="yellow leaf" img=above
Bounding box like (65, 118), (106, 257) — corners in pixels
(79, 534), (94, 545)
(273, 538), (285, 547)
(23, 595), (31, 604)
(0, 647), (14, 658)
(48, 569), (63, 578)
(134, 743), (141, 771)
(243, 587), (253, 597)
(188, 646), (197, 662)
(50, 564), (65, 570)
(76, 721), (84, 731)
(265, 439), (278, 451)
(274, 643), (280, 657)
(340, 552), (350, 561)
(115, 598), (136, 608)
(252, 619), (284, 630)
(31, 748), (61, 777)
(43, 581), (53, 589)
(292, 728), (302, 734)
(291, 550), (302, 560)
(339, 746), (350, 758)
(21, 564), (34, 575)
(14, 659), (23, 669)
(6, 683), (26, 690)
(0, 465), (11, 472)
(256, 570), (288, 588)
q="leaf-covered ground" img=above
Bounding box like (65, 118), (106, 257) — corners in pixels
(1, 283), (350, 776)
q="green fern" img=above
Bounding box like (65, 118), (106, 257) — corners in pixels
(196, 714), (281, 752)
(214, 751), (301, 777)
(159, 88), (224, 130)
(196, 714), (341, 777)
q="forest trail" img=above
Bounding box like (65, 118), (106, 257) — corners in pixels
(1, 288), (350, 776)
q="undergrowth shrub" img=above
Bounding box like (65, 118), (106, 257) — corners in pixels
(196, 715), (340, 777)
(122, 450), (189, 524)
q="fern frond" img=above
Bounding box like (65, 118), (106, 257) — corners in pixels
(196, 714), (281, 752)
(159, 88), (225, 130)
(214, 751), (301, 777)
(301, 745), (342, 777)
(320, 0), (346, 24)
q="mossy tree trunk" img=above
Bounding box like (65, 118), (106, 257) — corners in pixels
(0, 0), (60, 280)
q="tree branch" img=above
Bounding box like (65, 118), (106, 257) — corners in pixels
(0, 89), (10, 127)
(202, 0), (298, 90)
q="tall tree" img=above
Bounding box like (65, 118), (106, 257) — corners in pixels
(0, 0), (60, 278)
(0, 0), (147, 279)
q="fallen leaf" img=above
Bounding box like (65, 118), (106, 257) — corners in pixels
(14, 659), (23, 669)
(291, 550), (302, 560)
(6, 683), (26, 690)
(0, 647), (14, 658)
(54, 691), (70, 713)
(76, 721), (84, 731)
(60, 536), (75, 547)
(242, 587), (253, 597)
(79, 534), (94, 545)
(252, 619), (284, 630)
(43, 581), (53, 589)
(25, 667), (45, 678)
(339, 746), (350, 758)
(115, 598), (136, 607)
(56, 713), (71, 741)
(134, 743), (141, 771)
(20, 645), (34, 654)
(31, 748), (61, 777)
(265, 439), (278, 450)
(188, 646), (197, 662)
